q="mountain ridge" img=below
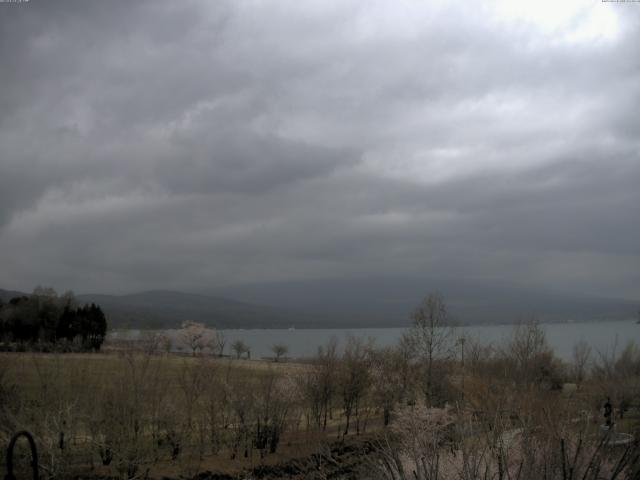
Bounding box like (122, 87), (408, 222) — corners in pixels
(214, 276), (638, 326)
(2, 278), (637, 329)
(1, 288), (325, 329)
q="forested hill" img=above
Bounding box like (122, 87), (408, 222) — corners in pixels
(75, 290), (326, 329)
(1, 289), (325, 329)
(2, 279), (637, 329)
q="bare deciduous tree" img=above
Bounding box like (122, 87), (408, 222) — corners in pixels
(231, 339), (250, 359)
(254, 370), (295, 455)
(271, 343), (289, 362)
(405, 292), (455, 405)
(506, 318), (555, 385)
(370, 346), (405, 426)
(339, 336), (372, 435)
(212, 331), (226, 357)
(299, 337), (339, 431)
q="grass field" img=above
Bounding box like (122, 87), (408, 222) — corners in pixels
(2, 339), (640, 479)
(0, 350), (378, 479)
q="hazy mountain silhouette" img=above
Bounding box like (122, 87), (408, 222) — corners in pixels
(0, 288), (27, 302)
(2, 277), (637, 329)
(75, 290), (324, 329)
(215, 276), (638, 326)
(0, 288), (324, 329)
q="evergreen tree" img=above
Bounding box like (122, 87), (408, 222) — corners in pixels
(0, 290), (108, 351)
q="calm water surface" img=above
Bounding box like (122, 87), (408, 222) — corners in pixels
(111, 320), (639, 361)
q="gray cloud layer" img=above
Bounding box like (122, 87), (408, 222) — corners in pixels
(1, 0), (639, 298)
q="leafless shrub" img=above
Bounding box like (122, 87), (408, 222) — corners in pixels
(370, 402), (640, 480)
(370, 346), (407, 426)
(369, 405), (455, 480)
(0, 357), (19, 438)
(572, 340), (592, 383)
(254, 369), (297, 455)
(139, 331), (167, 355)
(298, 338), (338, 431)
(338, 336), (373, 436)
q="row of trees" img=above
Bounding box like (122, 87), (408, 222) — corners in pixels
(145, 321), (289, 361)
(0, 287), (107, 351)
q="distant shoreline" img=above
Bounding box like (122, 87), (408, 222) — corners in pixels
(107, 319), (638, 362)
(108, 317), (638, 332)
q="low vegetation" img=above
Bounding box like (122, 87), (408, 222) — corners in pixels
(1, 293), (639, 479)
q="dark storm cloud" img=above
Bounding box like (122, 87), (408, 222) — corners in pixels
(0, 0), (639, 298)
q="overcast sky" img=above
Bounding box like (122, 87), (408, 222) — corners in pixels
(0, 0), (639, 299)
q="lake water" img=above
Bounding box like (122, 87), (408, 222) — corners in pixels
(110, 320), (639, 361)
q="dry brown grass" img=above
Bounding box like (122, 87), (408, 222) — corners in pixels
(0, 351), (326, 479)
